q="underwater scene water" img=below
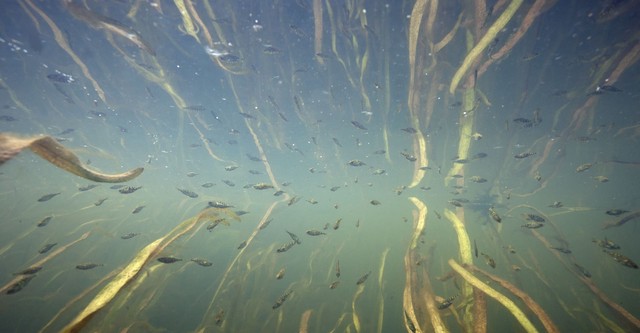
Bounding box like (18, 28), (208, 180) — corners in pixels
(1, 0), (639, 332)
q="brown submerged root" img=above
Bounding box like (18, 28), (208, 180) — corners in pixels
(0, 133), (143, 183)
(448, 259), (539, 333)
(468, 265), (560, 333)
(61, 207), (237, 332)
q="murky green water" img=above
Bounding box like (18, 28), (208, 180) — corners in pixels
(0, 0), (639, 332)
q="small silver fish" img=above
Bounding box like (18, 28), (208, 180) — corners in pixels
(132, 206), (145, 214)
(351, 121), (368, 130)
(176, 188), (198, 198)
(78, 184), (98, 191)
(37, 216), (53, 227)
(38, 192), (61, 202)
(356, 271), (371, 285)
(521, 222), (544, 229)
(6, 275), (36, 294)
(191, 258), (213, 267)
(76, 263), (103, 270)
(94, 197), (108, 206)
(437, 295), (458, 310)
(120, 233), (140, 240)
(14, 266), (42, 275)
(208, 201), (234, 208)
(119, 186), (142, 194)
(38, 243), (57, 254)
(157, 256), (182, 264)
